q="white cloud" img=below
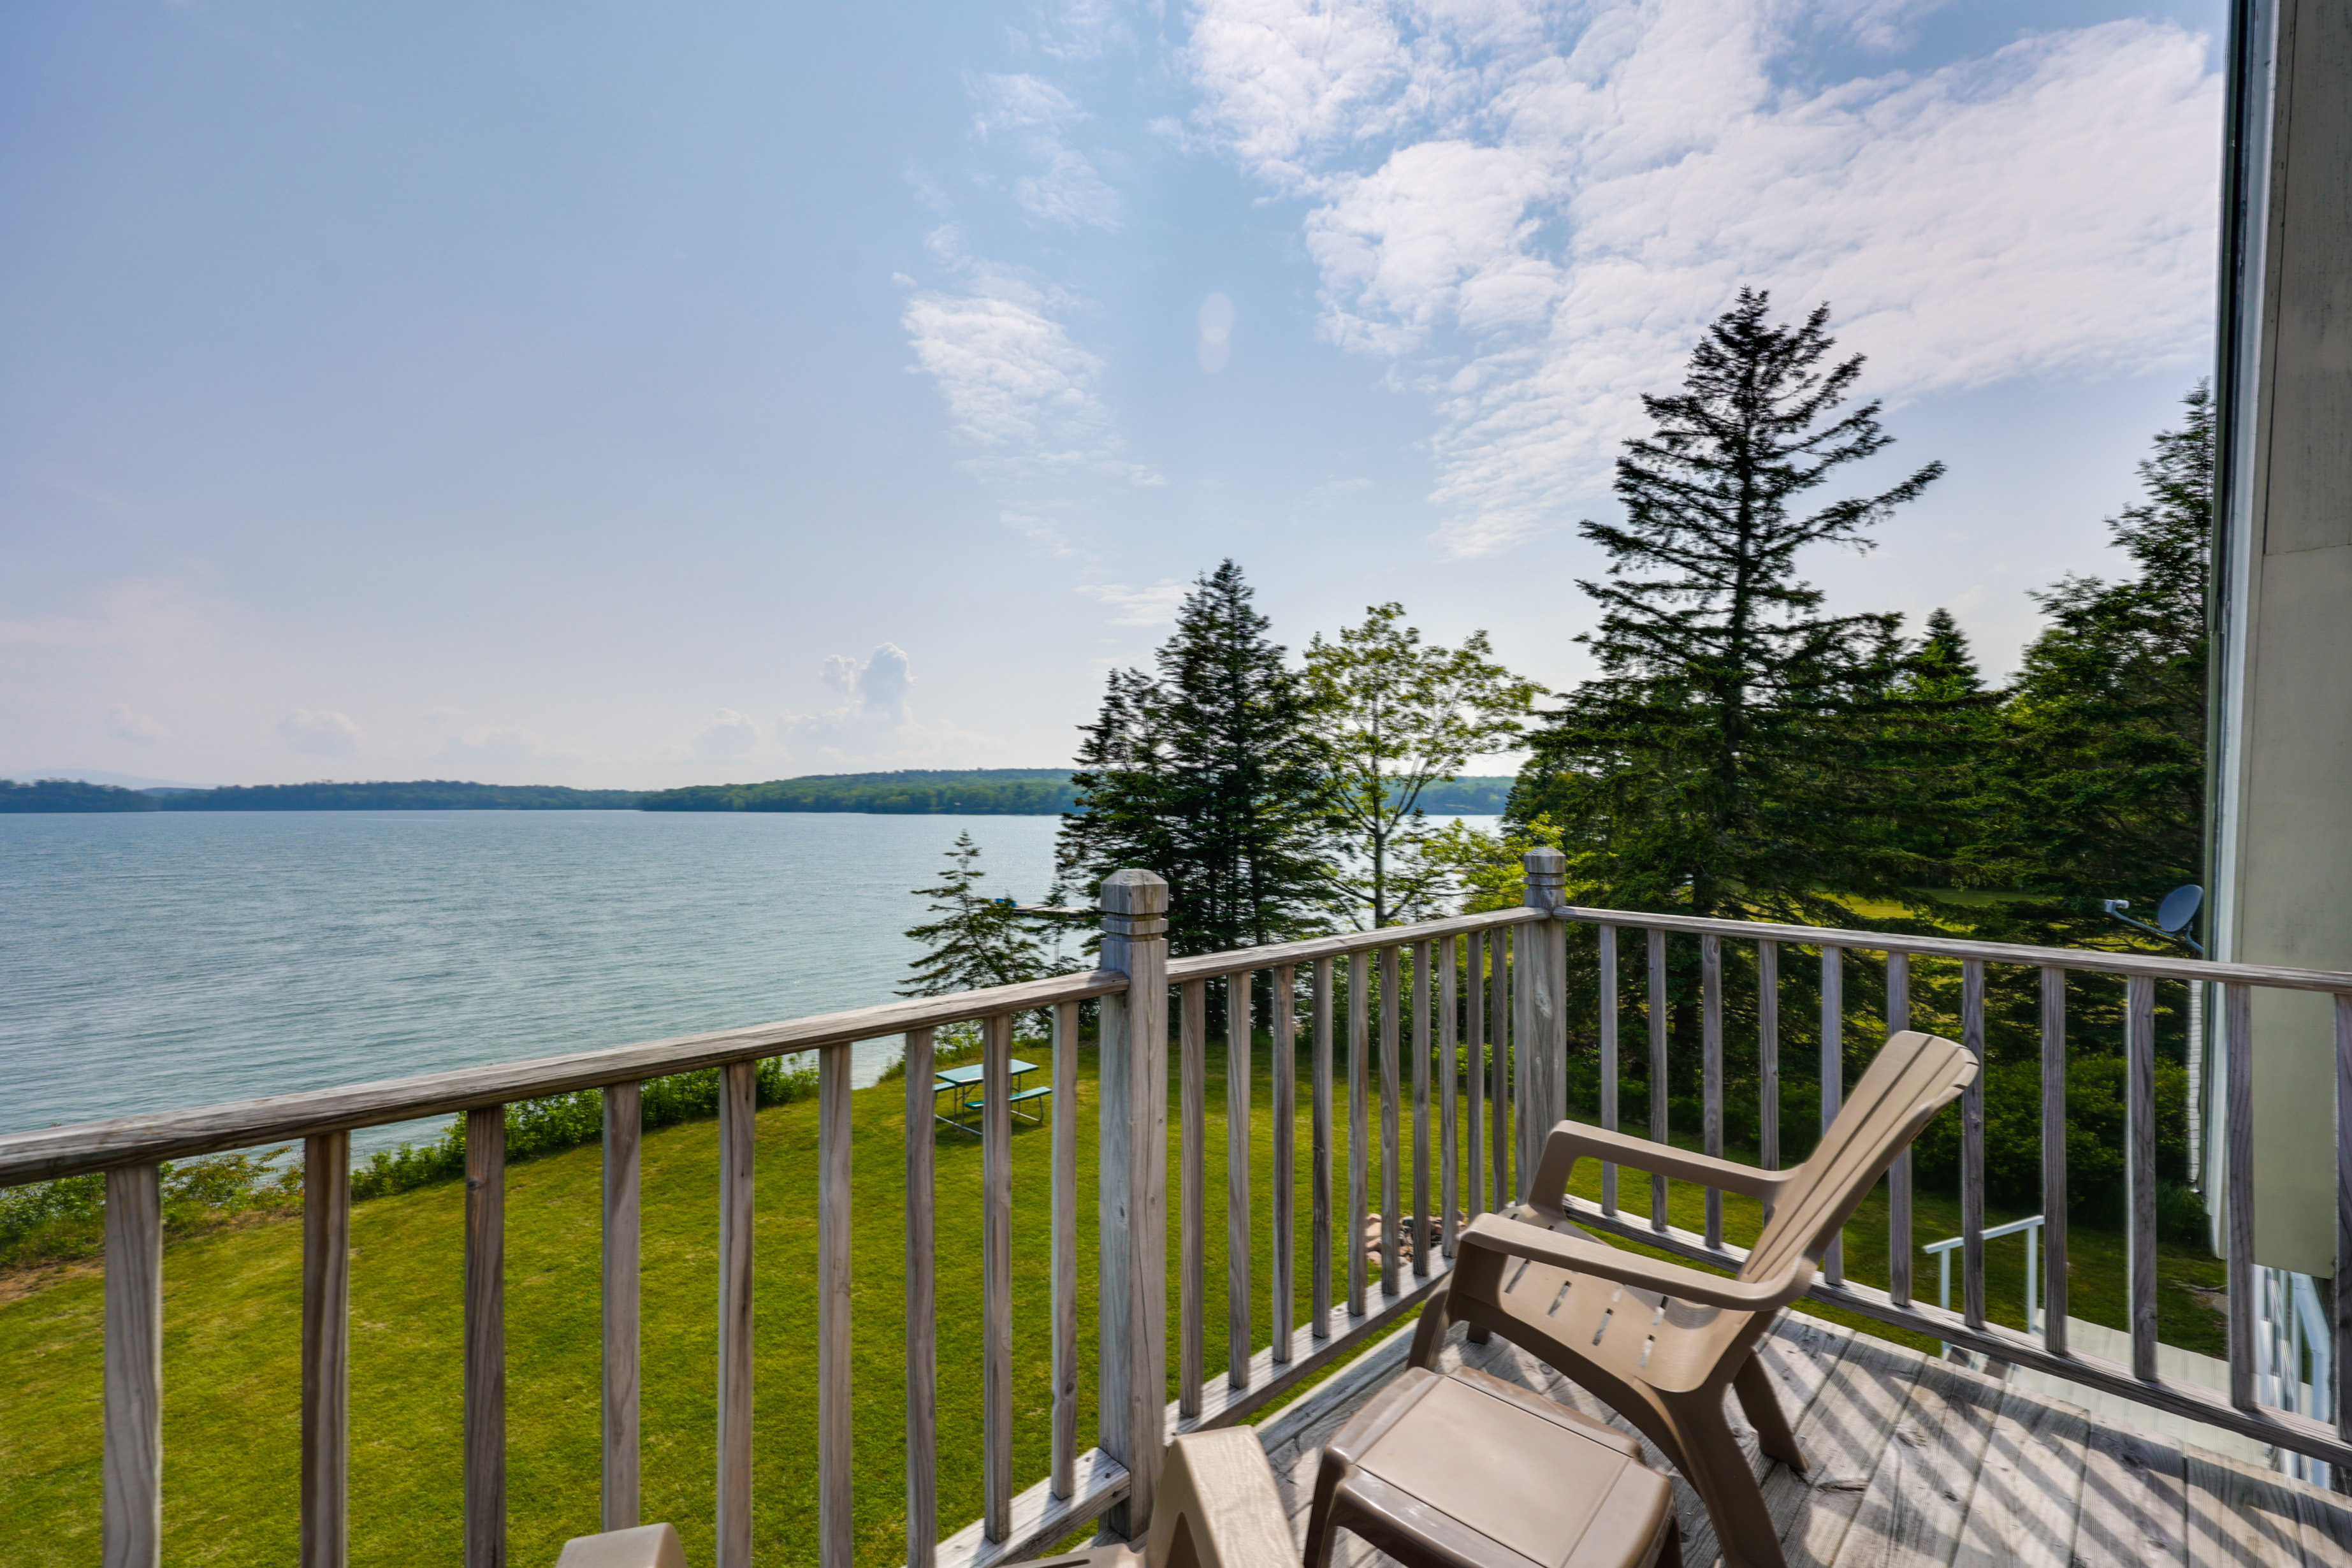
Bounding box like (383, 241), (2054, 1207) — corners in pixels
(106, 704), (166, 744)
(691, 709), (760, 760)
(972, 73), (1122, 229)
(1077, 579), (1188, 625)
(278, 709), (363, 757)
(901, 229), (1161, 493)
(1182, 0), (2222, 558)
(784, 643), (991, 769)
(818, 642), (915, 724)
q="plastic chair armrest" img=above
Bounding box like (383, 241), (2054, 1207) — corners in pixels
(1456, 1213), (1813, 1312)
(1523, 1122), (1786, 1221)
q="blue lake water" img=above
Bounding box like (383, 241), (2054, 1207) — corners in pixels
(1, 810), (1495, 1158)
(0, 811), (1073, 1154)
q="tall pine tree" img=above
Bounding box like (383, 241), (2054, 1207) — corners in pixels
(1510, 290), (1957, 925)
(1059, 560), (1332, 954)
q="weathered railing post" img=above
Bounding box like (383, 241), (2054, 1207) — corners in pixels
(1097, 870), (1169, 1537)
(1518, 850), (1567, 1199)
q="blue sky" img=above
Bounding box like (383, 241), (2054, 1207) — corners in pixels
(2, 0), (2226, 787)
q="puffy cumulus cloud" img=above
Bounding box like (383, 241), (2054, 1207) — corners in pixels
(277, 709), (363, 757)
(972, 73), (1122, 230)
(107, 704), (166, 744)
(782, 643), (991, 769)
(1182, 0), (2221, 558)
(820, 642), (915, 725)
(1077, 579), (1189, 626)
(692, 709), (761, 760)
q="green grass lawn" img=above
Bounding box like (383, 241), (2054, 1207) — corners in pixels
(0, 1034), (2223, 1567)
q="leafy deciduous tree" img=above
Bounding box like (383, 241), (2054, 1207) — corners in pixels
(1304, 603), (1539, 927)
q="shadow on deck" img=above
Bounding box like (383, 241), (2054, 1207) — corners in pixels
(1249, 1309), (2347, 1568)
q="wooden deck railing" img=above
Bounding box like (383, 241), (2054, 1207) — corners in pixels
(10, 855), (2352, 1567)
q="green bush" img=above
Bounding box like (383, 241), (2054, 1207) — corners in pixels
(0, 1056), (823, 1272)
(350, 1054), (821, 1199)
(0, 1151), (301, 1272)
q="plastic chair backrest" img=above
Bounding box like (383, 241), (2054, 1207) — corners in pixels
(1738, 1031), (1975, 1286)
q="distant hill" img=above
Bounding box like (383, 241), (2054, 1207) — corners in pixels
(0, 778), (164, 813)
(164, 781), (646, 810)
(640, 769), (1080, 815)
(3, 770), (1517, 816)
(0, 778), (643, 812)
(639, 770), (1516, 816)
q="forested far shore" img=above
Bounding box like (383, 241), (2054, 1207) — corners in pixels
(0, 771), (1516, 816)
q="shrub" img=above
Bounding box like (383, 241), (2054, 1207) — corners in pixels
(1, 1055), (825, 1272)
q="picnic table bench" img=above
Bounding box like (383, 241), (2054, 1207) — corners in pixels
(931, 1057), (1048, 1136)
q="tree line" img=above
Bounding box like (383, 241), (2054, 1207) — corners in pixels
(906, 290), (2210, 1224)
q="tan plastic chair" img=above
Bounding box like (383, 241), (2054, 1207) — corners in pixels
(1305, 1363), (1679, 1568)
(1013, 1426), (1297, 1568)
(1409, 1029), (1976, 1568)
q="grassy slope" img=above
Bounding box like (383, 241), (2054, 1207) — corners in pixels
(0, 1038), (2222, 1568)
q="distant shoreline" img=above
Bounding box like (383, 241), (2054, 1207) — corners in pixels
(1, 771), (1520, 817)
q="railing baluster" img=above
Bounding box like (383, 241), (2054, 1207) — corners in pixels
(103, 1162), (162, 1568)
(1349, 949), (1369, 1316)
(2126, 975), (2157, 1381)
(1759, 940), (1779, 1173)
(600, 1085), (641, 1534)
(465, 1104), (507, 1568)
(1702, 934), (1724, 1251)
(1820, 945), (1843, 1284)
(1180, 978), (1206, 1416)
(905, 1029), (938, 1568)
(1272, 967), (1296, 1364)
(2227, 982), (2256, 1407)
(2335, 993), (2352, 1442)
(1490, 927), (1510, 1210)
(1648, 927), (1669, 1234)
(2040, 969), (2068, 1356)
(1886, 954), (1911, 1308)
(303, 1131), (351, 1568)
(1380, 945), (1402, 1293)
(1226, 975), (1252, 1389)
(1050, 1005), (1078, 1496)
(1961, 960), (1986, 1332)
(716, 1064), (754, 1568)
(1413, 941), (1432, 1277)
(982, 1017), (1012, 1542)
(1439, 938), (1458, 1258)
(820, 1046), (857, 1567)
(1600, 925), (1618, 1217)
(1466, 933), (1487, 1220)
(1312, 956), (1334, 1336)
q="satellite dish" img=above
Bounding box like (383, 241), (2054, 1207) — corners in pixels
(2157, 884), (2204, 934)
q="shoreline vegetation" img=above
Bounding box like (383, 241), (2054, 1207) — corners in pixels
(0, 771), (1518, 817)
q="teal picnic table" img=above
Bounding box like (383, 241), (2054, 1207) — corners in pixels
(932, 1057), (1046, 1136)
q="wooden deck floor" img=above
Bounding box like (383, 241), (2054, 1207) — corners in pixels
(1249, 1309), (2351, 1568)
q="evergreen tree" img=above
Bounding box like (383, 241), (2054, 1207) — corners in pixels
(900, 832), (1047, 997)
(1059, 560), (1332, 954)
(1961, 385), (2212, 945)
(1883, 608), (1996, 870)
(1509, 289), (1956, 924)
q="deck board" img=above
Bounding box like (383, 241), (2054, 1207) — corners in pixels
(1257, 1308), (2352, 1568)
